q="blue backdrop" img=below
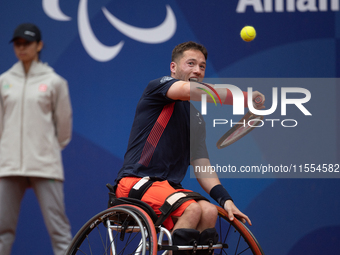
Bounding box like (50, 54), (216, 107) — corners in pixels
(0, 0), (339, 254)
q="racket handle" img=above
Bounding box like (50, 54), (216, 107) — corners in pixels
(254, 95), (263, 104)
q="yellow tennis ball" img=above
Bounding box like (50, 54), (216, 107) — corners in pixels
(240, 26), (256, 42)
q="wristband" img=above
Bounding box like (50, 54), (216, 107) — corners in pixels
(224, 89), (248, 108)
(209, 184), (233, 208)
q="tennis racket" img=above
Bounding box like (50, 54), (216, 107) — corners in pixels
(216, 96), (264, 149)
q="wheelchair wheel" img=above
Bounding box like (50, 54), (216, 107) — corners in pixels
(65, 205), (158, 255)
(215, 206), (265, 255)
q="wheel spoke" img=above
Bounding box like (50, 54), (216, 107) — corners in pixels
(66, 206), (157, 255)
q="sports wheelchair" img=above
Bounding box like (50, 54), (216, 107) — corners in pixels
(65, 184), (264, 255)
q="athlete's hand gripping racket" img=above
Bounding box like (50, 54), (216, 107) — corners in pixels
(216, 96), (264, 149)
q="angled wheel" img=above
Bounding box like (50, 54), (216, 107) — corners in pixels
(215, 206), (265, 255)
(65, 205), (158, 255)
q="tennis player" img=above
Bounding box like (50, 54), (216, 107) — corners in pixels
(113, 41), (264, 252)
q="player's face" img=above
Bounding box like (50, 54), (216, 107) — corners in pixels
(171, 49), (206, 82)
(13, 38), (42, 63)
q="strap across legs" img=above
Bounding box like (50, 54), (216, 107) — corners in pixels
(155, 191), (209, 226)
(127, 177), (209, 227)
(128, 176), (155, 199)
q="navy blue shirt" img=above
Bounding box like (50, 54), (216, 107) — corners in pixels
(114, 76), (208, 186)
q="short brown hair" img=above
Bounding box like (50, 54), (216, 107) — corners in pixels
(171, 41), (208, 62)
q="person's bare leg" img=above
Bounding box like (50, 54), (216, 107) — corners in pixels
(196, 201), (218, 232)
(171, 202), (202, 232)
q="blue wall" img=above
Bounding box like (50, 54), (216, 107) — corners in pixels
(0, 1), (339, 254)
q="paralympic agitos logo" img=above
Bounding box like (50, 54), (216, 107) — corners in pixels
(43, 0), (176, 62)
(198, 83), (312, 128)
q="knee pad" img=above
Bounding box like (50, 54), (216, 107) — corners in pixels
(172, 228), (200, 255)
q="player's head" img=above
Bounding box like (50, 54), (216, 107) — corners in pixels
(170, 41), (207, 82)
(10, 23), (43, 62)
(171, 41), (208, 63)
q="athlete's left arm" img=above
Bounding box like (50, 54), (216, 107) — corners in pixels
(191, 158), (252, 225)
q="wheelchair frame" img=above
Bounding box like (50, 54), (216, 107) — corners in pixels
(65, 196), (264, 255)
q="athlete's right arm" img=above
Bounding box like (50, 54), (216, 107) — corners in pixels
(167, 80), (265, 110)
(166, 81), (227, 102)
(166, 81), (190, 101)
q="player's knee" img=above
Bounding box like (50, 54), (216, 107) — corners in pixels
(185, 202), (202, 220)
(201, 203), (218, 223)
(202, 203), (218, 216)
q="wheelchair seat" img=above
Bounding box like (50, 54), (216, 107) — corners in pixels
(107, 183), (159, 224)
